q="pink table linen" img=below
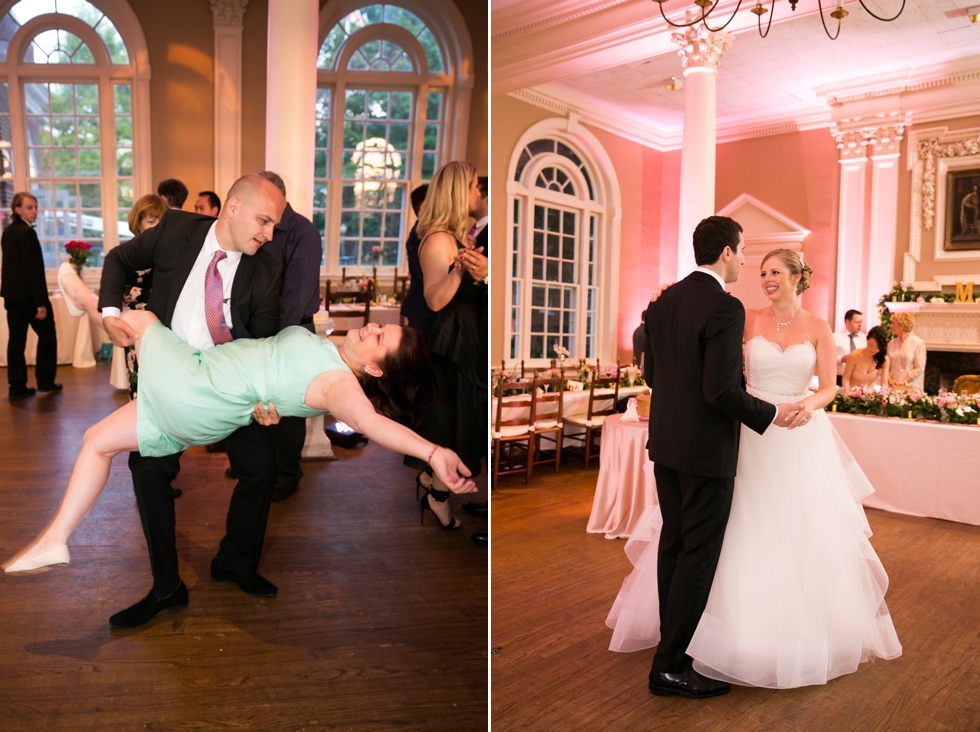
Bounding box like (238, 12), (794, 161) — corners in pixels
(827, 412), (980, 526)
(587, 414), (658, 539)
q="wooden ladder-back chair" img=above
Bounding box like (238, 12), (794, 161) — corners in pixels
(563, 365), (620, 469)
(530, 372), (564, 474)
(492, 372), (534, 488)
(324, 279), (372, 335)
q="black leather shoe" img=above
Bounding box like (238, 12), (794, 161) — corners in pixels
(471, 532), (488, 547)
(224, 467), (237, 479)
(37, 383), (63, 393)
(271, 481), (298, 502)
(171, 487), (183, 498)
(649, 669), (731, 699)
(109, 581), (188, 628)
(462, 501), (488, 517)
(8, 387), (36, 400)
(210, 558), (278, 596)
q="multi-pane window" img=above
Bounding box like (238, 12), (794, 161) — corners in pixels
(0, 83), (14, 223)
(115, 84), (133, 243)
(316, 2), (457, 272)
(26, 82), (103, 267)
(510, 198), (521, 360)
(528, 204), (578, 359)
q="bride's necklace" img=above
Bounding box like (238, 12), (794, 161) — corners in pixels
(771, 309), (800, 333)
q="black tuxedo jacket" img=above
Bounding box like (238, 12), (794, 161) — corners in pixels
(99, 209), (282, 339)
(643, 271), (776, 479)
(0, 218), (50, 308)
(475, 224), (488, 255)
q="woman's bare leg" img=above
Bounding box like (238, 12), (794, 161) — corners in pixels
(58, 263), (105, 338)
(2, 400), (140, 569)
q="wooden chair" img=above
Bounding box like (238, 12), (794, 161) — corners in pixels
(562, 365), (620, 469)
(952, 375), (980, 396)
(530, 372), (564, 474)
(324, 279), (372, 335)
(492, 372), (534, 488)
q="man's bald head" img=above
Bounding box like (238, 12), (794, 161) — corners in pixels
(225, 174), (285, 209)
(215, 174), (286, 256)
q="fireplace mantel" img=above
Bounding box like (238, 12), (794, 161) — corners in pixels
(885, 302), (980, 353)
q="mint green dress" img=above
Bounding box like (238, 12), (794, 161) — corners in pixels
(135, 323), (352, 457)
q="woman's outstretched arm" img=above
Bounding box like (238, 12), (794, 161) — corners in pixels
(315, 371), (477, 493)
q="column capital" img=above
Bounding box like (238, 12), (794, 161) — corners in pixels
(210, 0), (248, 27)
(868, 123), (905, 157)
(671, 26), (732, 74)
(834, 130), (870, 161)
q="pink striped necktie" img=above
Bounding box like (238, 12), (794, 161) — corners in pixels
(205, 250), (233, 345)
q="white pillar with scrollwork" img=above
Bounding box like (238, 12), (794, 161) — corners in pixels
(211, 0), (247, 201)
(833, 130), (869, 331)
(866, 124), (904, 327)
(672, 25), (732, 280)
(265, 0), (318, 219)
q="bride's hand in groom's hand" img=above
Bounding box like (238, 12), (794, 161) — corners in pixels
(786, 402), (812, 429)
(650, 282), (675, 303)
(252, 401), (281, 426)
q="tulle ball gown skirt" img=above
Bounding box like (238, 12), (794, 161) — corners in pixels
(607, 406), (902, 689)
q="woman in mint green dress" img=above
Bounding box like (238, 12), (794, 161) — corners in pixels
(4, 267), (477, 575)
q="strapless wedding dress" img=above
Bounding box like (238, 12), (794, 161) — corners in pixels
(606, 336), (902, 688)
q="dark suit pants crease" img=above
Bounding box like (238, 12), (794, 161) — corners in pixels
(5, 299), (57, 389)
(130, 420), (278, 595)
(651, 463), (734, 674)
(274, 416), (306, 486)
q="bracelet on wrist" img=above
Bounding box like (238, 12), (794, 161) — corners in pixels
(427, 446), (439, 465)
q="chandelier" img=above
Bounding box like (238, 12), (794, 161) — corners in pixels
(650, 0), (906, 40)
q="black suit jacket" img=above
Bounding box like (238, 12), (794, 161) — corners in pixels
(99, 210), (282, 339)
(644, 271), (776, 479)
(1, 218), (50, 308)
(475, 224), (488, 255)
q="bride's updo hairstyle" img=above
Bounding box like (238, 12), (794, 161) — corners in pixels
(761, 249), (813, 295)
(358, 325), (436, 427)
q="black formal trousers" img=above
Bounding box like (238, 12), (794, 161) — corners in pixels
(272, 321), (314, 486)
(130, 420), (277, 594)
(5, 298), (57, 389)
(651, 463), (735, 674)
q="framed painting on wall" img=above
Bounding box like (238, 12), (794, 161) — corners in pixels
(945, 168), (980, 251)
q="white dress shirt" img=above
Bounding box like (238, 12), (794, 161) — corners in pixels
(103, 222), (242, 350)
(471, 215), (488, 238)
(833, 330), (868, 376)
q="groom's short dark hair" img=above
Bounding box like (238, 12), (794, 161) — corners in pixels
(693, 216), (743, 266)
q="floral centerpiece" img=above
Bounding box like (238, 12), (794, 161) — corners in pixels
(371, 244), (383, 267)
(65, 240), (94, 271)
(358, 276), (374, 293)
(552, 342), (570, 362)
(832, 386), (980, 425)
(537, 367), (573, 392)
(619, 363), (646, 388)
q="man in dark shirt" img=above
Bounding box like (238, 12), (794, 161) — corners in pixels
(1, 192), (60, 399)
(633, 311), (647, 370)
(255, 170), (323, 501)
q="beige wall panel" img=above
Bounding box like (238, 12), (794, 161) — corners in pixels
(241, 0), (269, 180)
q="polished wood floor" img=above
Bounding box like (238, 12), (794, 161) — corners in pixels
(491, 458), (980, 731)
(0, 365), (487, 731)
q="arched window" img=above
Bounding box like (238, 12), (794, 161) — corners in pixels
(0, 0), (149, 268)
(507, 125), (622, 367)
(314, 0), (472, 271)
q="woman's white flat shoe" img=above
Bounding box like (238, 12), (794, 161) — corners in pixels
(57, 262), (86, 317)
(4, 545), (70, 575)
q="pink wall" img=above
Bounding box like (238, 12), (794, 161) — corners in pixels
(715, 129), (840, 325)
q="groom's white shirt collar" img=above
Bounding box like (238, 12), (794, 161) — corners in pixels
(694, 267), (727, 291)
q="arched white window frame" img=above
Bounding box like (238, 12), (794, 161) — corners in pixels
(0, 0), (150, 266)
(316, 0), (473, 275)
(506, 118), (622, 367)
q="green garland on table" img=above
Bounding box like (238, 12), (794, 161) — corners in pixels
(831, 387), (980, 425)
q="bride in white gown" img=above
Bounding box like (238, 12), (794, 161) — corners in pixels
(607, 249), (902, 689)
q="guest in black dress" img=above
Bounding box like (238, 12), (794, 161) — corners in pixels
(407, 162), (488, 529)
(400, 184), (433, 335)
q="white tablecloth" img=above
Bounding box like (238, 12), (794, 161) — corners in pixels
(827, 412), (980, 526)
(587, 414), (657, 539)
(328, 303), (402, 332)
(493, 384), (646, 422)
(0, 294), (105, 368)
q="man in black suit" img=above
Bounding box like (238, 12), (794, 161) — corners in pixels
(1, 192), (61, 399)
(98, 174), (285, 628)
(642, 216), (803, 698)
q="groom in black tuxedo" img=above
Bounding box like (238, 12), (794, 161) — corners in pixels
(642, 216), (803, 698)
(98, 174), (285, 628)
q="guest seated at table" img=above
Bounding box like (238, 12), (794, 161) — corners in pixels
(841, 325), (888, 393)
(886, 313), (926, 391)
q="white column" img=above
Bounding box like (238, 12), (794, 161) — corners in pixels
(265, 0), (318, 218)
(211, 0), (247, 201)
(833, 130), (869, 331)
(672, 26), (732, 280)
(866, 125), (904, 327)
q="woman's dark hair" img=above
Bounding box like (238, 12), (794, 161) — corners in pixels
(867, 326), (887, 370)
(693, 216), (743, 266)
(359, 325), (436, 427)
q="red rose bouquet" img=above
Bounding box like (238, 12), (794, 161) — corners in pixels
(65, 240), (94, 267)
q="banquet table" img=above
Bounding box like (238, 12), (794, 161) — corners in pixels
(0, 294), (105, 369)
(587, 413), (657, 539)
(328, 302), (402, 332)
(827, 412), (980, 527)
(492, 384), (647, 422)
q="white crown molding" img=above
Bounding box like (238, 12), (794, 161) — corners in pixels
(815, 55), (980, 107)
(492, 0), (631, 44)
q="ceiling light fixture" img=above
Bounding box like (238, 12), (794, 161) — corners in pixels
(649, 0), (906, 40)
(968, 5), (980, 22)
(666, 76), (683, 90)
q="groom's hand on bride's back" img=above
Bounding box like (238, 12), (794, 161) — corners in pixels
(773, 402), (807, 429)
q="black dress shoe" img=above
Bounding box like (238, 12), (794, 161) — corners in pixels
(471, 532), (488, 546)
(8, 387), (36, 400)
(224, 467), (237, 479)
(649, 669), (731, 699)
(210, 558), (278, 596)
(271, 481), (298, 502)
(37, 383), (63, 393)
(462, 501), (488, 517)
(171, 487), (183, 498)
(109, 581), (188, 628)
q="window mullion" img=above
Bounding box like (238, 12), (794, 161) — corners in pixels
(8, 72), (25, 194)
(99, 73), (117, 254)
(327, 78), (345, 278)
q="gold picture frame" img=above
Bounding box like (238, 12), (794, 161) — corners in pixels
(945, 168), (980, 251)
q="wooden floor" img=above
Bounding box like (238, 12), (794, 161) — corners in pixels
(0, 365), (488, 731)
(491, 458), (980, 731)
